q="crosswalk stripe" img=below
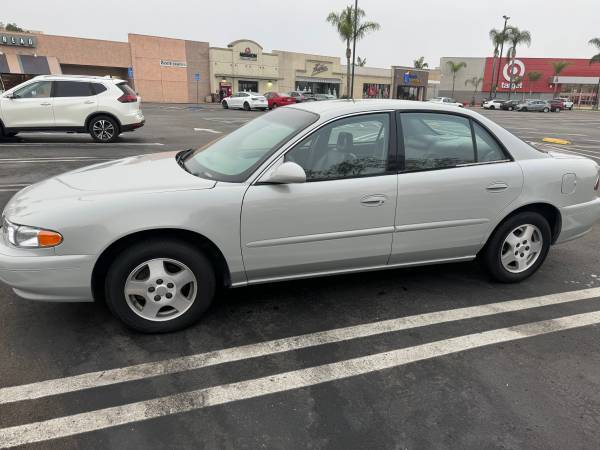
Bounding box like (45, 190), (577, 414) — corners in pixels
(1, 310), (599, 448)
(2, 287), (600, 405)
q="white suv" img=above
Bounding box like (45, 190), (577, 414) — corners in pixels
(0, 75), (144, 142)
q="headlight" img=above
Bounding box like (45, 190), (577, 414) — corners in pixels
(1, 216), (63, 248)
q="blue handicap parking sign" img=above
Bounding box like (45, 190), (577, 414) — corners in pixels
(127, 67), (133, 78)
(194, 73), (200, 81)
(403, 72), (410, 84)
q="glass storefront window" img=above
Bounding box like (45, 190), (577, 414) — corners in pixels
(238, 80), (258, 93)
(296, 81), (339, 97)
(362, 83), (390, 99)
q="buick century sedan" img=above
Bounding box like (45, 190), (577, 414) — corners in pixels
(1, 100), (599, 332)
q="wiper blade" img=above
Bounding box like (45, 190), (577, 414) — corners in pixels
(176, 149), (195, 173)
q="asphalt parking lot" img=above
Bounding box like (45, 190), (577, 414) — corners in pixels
(1, 103), (600, 449)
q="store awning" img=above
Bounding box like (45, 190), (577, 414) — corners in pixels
(296, 76), (341, 84)
(0, 54), (9, 73)
(553, 76), (600, 85)
(18, 55), (50, 75)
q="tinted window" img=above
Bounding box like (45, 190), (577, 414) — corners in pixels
(14, 81), (52, 99)
(117, 83), (136, 96)
(286, 113), (390, 181)
(400, 113), (475, 171)
(91, 83), (107, 94)
(54, 81), (93, 97)
(183, 108), (318, 182)
(473, 122), (507, 162)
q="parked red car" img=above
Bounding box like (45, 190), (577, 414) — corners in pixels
(549, 99), (565, 112)
(264, 92), (295, 109)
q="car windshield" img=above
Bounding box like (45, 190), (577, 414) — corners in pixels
(183, 108), (318, 182)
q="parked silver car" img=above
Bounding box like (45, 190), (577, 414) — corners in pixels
(1, 100), (600, 332)
(516, 100), (551, 112)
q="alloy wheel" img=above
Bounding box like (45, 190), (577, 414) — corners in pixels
(92, 120), (115, 141)
(124, 258), (198, 322)
(500, 224), (543, 274)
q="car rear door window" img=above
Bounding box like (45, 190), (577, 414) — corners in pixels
(53, 81), (94, 97)
(473, 122), (507, 162)
(91, 83), (107, 95)
(400, 113), (475, 171)
(285, 113), (390, 181)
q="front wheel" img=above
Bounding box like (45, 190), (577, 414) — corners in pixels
(105, 239), (216, 333)
(543, 107), (550, 113)
(481, 212), (551, 283)
(490, 106), (495, 110)
(243, 102), (251, 111)
(508, 106), (514, 111)
(222, 100), (228, 109)
(89, 115), (119, 143)
(554, 107), (561, 112)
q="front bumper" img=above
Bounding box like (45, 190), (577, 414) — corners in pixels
(556, 197), (600, 244)
(0, 239), (95, 302)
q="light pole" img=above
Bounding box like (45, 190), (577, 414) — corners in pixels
(493, 15), (510, 98)
(350, 0), (358, 101)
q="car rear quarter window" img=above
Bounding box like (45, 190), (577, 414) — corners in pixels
(473, 122), (507, 162)
(117, 82), (136, 96)
(91, 83), (107, 95)
(53, 81), (94, 97)
(399, 113), (475, 171)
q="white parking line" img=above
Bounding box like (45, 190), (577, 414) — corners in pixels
(0, 143), (163, 147)
(1, 286), (599, 405)
(193, 128), (222, 134)
(2, 310), (600, 448)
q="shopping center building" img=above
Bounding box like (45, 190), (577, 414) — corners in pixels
(0, 28), (439, 103)
(439, 56), (600, 105)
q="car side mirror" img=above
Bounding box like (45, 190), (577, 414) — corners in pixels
(4, 92), (17, 99)
(259, 161), (306, 184)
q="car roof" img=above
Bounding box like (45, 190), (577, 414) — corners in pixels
(33, 74), (124, 83)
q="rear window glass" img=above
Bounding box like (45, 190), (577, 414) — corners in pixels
(117, 83), (136, 96)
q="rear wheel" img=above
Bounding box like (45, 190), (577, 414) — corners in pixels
(490, 106), (495, 110)
(222, 100), (228, 109)
(543, 107), (550, 113)
(481, 212), (551, 283)
(105, 239), (216, 333)
(243, 102), (251, 111)
(554, 107), (561, 112)
(89, 115), (119, 143)
(508, 106), (514, 111)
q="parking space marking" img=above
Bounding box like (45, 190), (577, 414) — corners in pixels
(0, 156), (115, 164)
(0, 143), (164, 147)
(193, 128), (223, 134)
(2, 286), (600, 405)
(2, 310), (600, 448)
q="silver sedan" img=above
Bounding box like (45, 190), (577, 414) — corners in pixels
(1, 100), (600, 332)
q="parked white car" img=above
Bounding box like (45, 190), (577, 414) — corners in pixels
(482, 99), (505, 110)
(222, 92), (268, 111)
(0, 75), (144, 142)
(1, 100), (600, 332)
(555, 97), (574, 110)
(428, 97), (464, 107)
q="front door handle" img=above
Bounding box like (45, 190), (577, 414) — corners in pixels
(486, 182), (509, 192)
(40, 102), (51, 106)
(84, 100), (95, 104)
(360, 194), (387, 207)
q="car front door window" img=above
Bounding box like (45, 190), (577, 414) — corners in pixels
(14, 81), (52, 99)
(285, 113), (390, 181)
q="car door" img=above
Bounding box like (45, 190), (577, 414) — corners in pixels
(389, 111), (523, 265)
(51, 81), (98, 127)
(241, 112), (398, 282)
(0, 80), (54, 128)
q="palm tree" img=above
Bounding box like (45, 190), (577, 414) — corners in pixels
(526, 71), (542, 98)
(446, 60), (467, 98)
(465, 76), (483, 105)
(326, 6), (380, 98)
(489, 28), (508, 97)
(413, 56), (429, 69)
(505, 26), (532, 99)
(356, 56), (367, 67)
(589, 38), (600, 109)
(550, 61), (570, 97)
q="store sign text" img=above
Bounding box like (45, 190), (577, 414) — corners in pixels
(160, 59), (187, 68)
(240, 48), (257, 60)
(311, 63), (328, 76)
(0, 34), (36, 47)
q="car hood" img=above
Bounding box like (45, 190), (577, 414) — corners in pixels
(3, 151), (216, 218)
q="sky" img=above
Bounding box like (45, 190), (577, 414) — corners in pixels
(3, 0), (599, 68)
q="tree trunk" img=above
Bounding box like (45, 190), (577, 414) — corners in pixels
(489, 50), (498, 97)
(595, 78), (600, 110)
(346, 42), (351, 99)
(507, 49), (515, 100)
(451, 75), (456, 97)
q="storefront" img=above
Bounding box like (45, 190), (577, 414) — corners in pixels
(392, 66), (429, 101)
(210, 40), (281, 98)
(275, 51), (344, 97)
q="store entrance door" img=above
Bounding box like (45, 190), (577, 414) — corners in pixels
(238, 80), (258, 93)
(397, 86), (424, 101)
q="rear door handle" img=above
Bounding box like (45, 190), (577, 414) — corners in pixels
(360, 194), (387, 207)
(40, 102), (51, 106)
(486, 182), (509, 192)
(84, 100), (95, 104)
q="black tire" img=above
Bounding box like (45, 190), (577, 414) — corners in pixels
(243, 102), (251, 111)
(481, 212), (551, 283)
(554, 108), (561, 112)
(490, 106), (495, 110)
(543, 107), (550, 113)
(508, 106), (514, 111)
(105, 239), (216, 333)
(521, 107), (528, 112)
(222, 100), (228, 109)
(89, 115), (119, 143)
